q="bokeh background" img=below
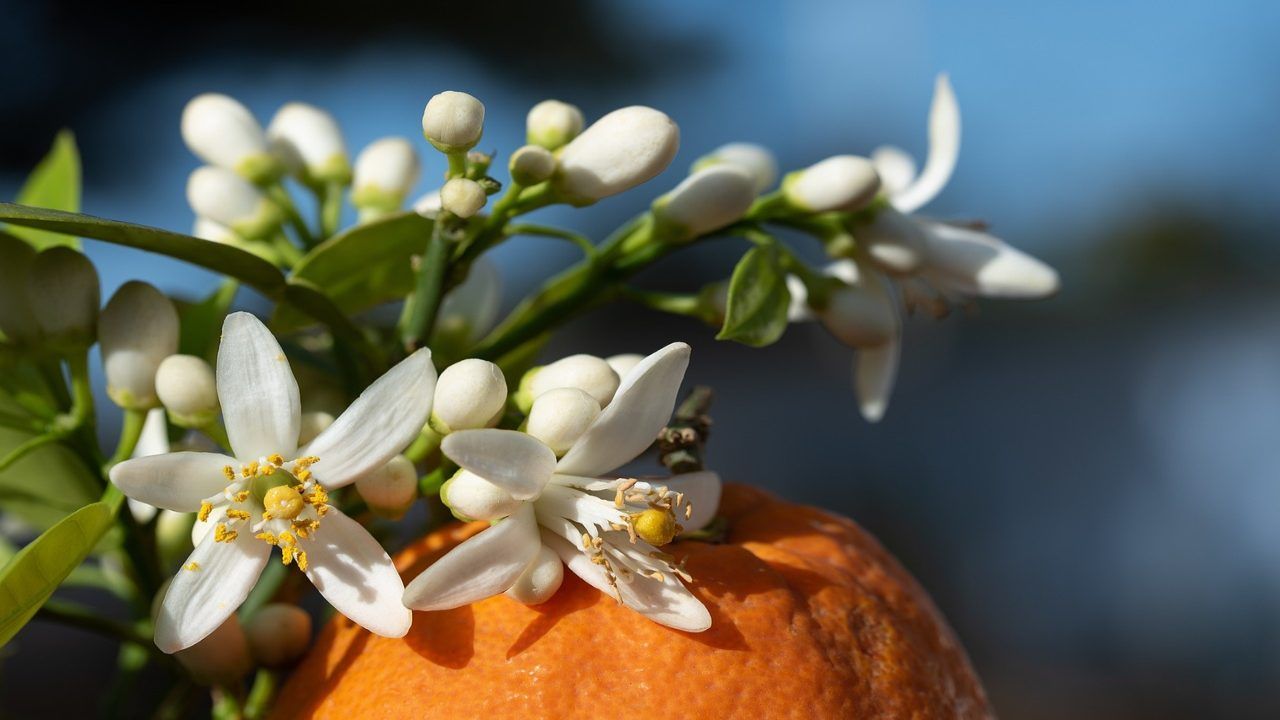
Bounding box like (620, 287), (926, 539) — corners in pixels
(3, 0), (1280, 717)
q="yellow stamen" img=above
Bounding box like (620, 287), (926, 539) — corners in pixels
(222, 465), (235, 482)
(256, 532), (278, 545)
(225, 508), (251, 521)
(267, 454), (285, 466)
(184, 562), (201, 571)
(198, 502), (213, 522)
(214, 523), (238, 543)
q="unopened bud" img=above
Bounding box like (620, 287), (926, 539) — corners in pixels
(244, 604), (312, 668)
(26, 247), (99, 353)
(525, 387), (600, 456)
(440, 178), (486, 218)
(186, 166), (283, 240)
(156, 509), (195, 569)
(173, 614), (252, 686)
(553, 106), (679, 205)
(100, 281), (180, 410)
(783, 155), (880, 213)
(692, 142), (777, 193)
(297, 411), (335, 446)
(504, 544), (564, 605)
(527, 354), (619, 408)
(0, 235), (38, 346)
(156, 354), (219, 427)
(180, 93), (279, 183)
(267, 102), (351, 186)
(355, 455), (418, 519)
(352, 137), (420, 213)
(192, 217), (238, 244)
(440, 469), (521, 522)
(508, 145), (556, 186)
(652, 165), (756, 241)
(422, 91), (485, 153)
(604, 353), (643, 380)
(431, 359), (507, 433)
(526, 99), (584, 151)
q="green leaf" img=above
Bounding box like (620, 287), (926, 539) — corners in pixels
(178, 279), (240, 361)
(0, 501), (114, 647)
(716, 244), (791, 348)
(9, 131), (81, 250)
(0, 203), (286, 295)
(0, 391), (98, 531)
(273, 212), (433, 331)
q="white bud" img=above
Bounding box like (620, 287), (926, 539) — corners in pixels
(267, 102), (351, 185)
(155, 508), (194, 568)
(528, 354), (620, 407)
(297, 411), (335, 446)
(186, 166), (282, 240)
(553, 106), (679, 205)
(180, 93), (278, 182)
(526, 99), (584, 150)
(817, 263), (897, 348)
(174, 614), (252, 686)
(352, 137), (420, 212)
(192, 217), (238, 244)
(783, 155), (881, 213)
(442, 469), (521, 521)
(422, 91), (485, 153)
(355, 454), (418, 519)
(653, 165), (756, 241)
(156, 354), (219, 427)
(0, 234), (38, 345)
(100, 281), (180, 410)
(439, 178), (486, 218)
(525, 387), (600, 456)
(504, 544), (564, 605)
(432, 358), (507, 433)
(692, 142), (777, 193)
(244, 604), (312, 668)
(604, 353), (643, 380)
(25, 247), (99, 352)
(508, 145), (556, 186)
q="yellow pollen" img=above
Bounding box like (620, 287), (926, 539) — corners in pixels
(198, 502), (213, 522)
(632, 508), (678, 547)
(225, 508), (251, 521)
(222, 465), (235, 482)
(214, 523), (238, 543)
(184, 562), (201, 571)
(233, 490), (251, 502)
(256, 532), (278, 545)
(295, 551), (309, 572)
(267, 454), (285, 466)
(296, 469), (312, 482)
(261, 464), (276, 476)
(264, 485), (305, 520)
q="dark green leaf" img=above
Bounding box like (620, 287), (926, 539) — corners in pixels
(178, 279), (240, 361)
(0, 391), (98, 531)
(716, 244), (791, 348)
(9, 131), (81, 250)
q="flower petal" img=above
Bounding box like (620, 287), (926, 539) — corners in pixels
(154, 528), (270, 653)
(855, 333), (900, 423)
(304, 348), (436, 489)
(663, 471), (723, 532)
(893, 73), (960, 214)
(870, 145), (918, 198)
(302, 508), (412, 638)
(785, 275), (814, 322)
(109, 452), (237, 512)
(436, 257), (502, 344)
(217, 312), (301, 460)
(134, 408), (170, 457)
(556, 342), (690, 477)
(921, 221), (1059, 298)
(402, 503), (540, 611)
(441, 429), (556, 500)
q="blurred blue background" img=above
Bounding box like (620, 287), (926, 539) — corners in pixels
(3, 0), (1280, 717)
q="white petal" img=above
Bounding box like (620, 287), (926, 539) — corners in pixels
(436, 257), (502, 344)
(128, 499), (158, 523)
(662, 471), (723, 531)
(855, 332), (900, 423)
(441, 429), (557, 501)
(870, 145), (918, 198)
(154, 529), (270, 653)
(134, 408), (171, 457)
(785, 275), (815, 322)
(302, 508), (411, 638)
(216, 313), (301, 460)
(109, 452), (238, 512)
(547, 533), (711, 632)
(921, 221), (1059, 298)
(304, 349), (435, 489)
(556, 342), (690, 477)
(893, 74), (960, 214)
(402, 503), (540, 611)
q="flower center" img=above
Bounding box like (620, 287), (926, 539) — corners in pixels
(631, 507), (678, 546)
(263, 485), (304, 520)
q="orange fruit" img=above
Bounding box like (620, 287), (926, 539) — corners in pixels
(273, 483), (990, 719)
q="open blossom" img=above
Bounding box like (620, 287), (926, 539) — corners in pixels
(111, 312), (436, 652)
(403, 342), (722, 631)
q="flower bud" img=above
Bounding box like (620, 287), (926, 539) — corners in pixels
(604, 353), (643, 380)
(652, 165), (756, 242)
(156, 509), (195, 568)
(26, 247), (99, 353)
(440, 178), (486, 218)
(156, 354), (219, 427)
(267, 102), (351, 186)
(422, 91), (485, 153)
(504, 544), (564, 605)
(782, 155), (880, 213)
(553, 106), (679, 205)
(508, 145), (556, 186)
(244, 604), (312, 668)
(441, 469), (521, 522)
(525, 387), (600, 456)
(180, 93), (279, 183)
(431, 358), (507, 433)
(692, 142), (777, 193)
(526, 99), (584, 150)
(173, 614), (252, 686)
(817, 265), (897, 348)
(100, 281), (180, 410)
(186, 166), (283, 241)
(297, 411), (335, 446)
(528, 354), (619, 408)
(0, 235), (38, 346)
(192, 217), (238, 244)
(352, 137), (420, 213)
(354, 454), (418, 519)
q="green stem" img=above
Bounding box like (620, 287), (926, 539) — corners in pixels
(37, 360), (71, 410)
(506, 223), (596, 258)
(67, 351), (95, 428)
(243, 670), (279, 720)
(398, 219), (452, 350)
(212, 686), (246, 720)
(404, 427), (442, 465)
(199, 421), (232, 451)
(620, 287), (705, 318)
(268, 185), (317, 248)
(0, 408), (43, 432)
(445, 151), (469, 179)
(320, 182), (344, 239)
(271, 235), (305, 268)
(104, 408), (148, 473)
(0, 432), (60, 472)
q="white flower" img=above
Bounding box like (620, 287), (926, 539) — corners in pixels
(403, 342), (721, 632)
(352, 137), (420, 214)
(267, 103), (351, 186)
(526, 354), (619, 408)
(100, 281), (180, 410)
(782, 154), (880, 213)
(26, 247), (99, 352)
(525, 387), (600, 455)
(110, 312), (436, 652)
(243, 603), (312, 668)
(186, 166), (283, 241)
(156, 354), (219, 427)
(180, 94), (278, 183)
(440, 178), (487, 218)
(508, 144), (556, 186)
(432, 358), (507, 433)
(692, 142), (778, 193)
(526, 99), (584, 150)
(127, 407), (171, 524)
(652, 165), (757, 242)
(553, 106), (680, 205)
(192, 217), (238, 245)
(422, 91), (485, 153)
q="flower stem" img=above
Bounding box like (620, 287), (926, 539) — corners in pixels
(320, 181), (344, 239)
(0, 432), (59, 472)
(243, 669), (279, 720)
(103, 407), (148, 473)
(268, 185), (317, 248)
(398, 218), (452, 351)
